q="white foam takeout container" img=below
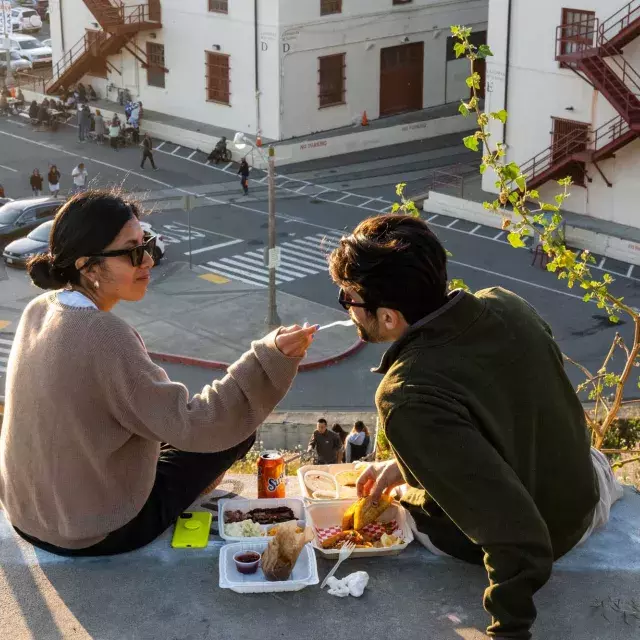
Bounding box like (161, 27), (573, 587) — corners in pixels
(305, 498), (414, 558)
(218, 497), (306, 543)
(218, 541), (319, 593)
(297, 463), (367, 502)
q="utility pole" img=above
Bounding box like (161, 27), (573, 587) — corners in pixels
(266, 145), (280, 328)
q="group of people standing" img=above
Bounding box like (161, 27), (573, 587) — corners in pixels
(28, 164), (86, 198)
(307, 417), (372, 465)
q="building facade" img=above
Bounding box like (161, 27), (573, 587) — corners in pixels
(484, 0), (640, 228)
(47, 0), (487, 141)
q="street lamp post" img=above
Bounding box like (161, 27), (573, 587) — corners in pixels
(233, 133), (280, 329)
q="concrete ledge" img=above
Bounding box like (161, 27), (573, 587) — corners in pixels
(425, 191), (640, 267)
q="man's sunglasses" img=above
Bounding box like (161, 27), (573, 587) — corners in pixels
(88, 235), (156, 267)
(338, 288), (373, 311)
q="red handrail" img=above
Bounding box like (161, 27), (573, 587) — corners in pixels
(600, 0), (640, 43)
(555, 17), (600, 60)
(47, 31), (108, 89)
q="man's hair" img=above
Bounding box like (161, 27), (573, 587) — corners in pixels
(328, 214), (448, 325)
(354, 421), (365, 432)
(317, 418), (327, 425)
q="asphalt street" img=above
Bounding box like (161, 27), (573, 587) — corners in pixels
(2, 113), (640, 410)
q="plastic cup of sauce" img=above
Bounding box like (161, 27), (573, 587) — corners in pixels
(233, 550), (260, 575)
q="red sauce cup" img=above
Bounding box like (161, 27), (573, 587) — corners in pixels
(233, 550), (261, 575)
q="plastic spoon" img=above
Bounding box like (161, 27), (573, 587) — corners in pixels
(317, 319), (354, 331)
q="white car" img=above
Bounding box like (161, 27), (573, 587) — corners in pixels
(140, 221), (166, 265)
(11, 7), (42, 32)
(0, 49), (33, 75)
(41, 38), (51, 48)
(9, 35), (52, 67)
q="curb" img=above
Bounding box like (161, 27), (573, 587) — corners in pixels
(148, 338), (366, 373)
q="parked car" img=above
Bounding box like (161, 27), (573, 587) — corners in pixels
(15, 0), (48, 21)
(9, 35), (52, 67)
(10, 7), (42, 33)
(40, 38), (51, 48)
(140, 221), (166, 265)
(0, 49), (34, 76)
(2, 218), (53, 267)
(0, 197), (59, 250)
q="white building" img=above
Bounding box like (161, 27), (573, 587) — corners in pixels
(484, 0), (640, 228)
(47, 0), (487, 141)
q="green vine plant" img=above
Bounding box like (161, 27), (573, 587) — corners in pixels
(443, 25), (640, 467)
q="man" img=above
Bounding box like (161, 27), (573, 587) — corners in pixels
(71, 163), (88, 194)
(77, 104), (90, 142)
(208, 136), (227, 163)
(140, 133), (157, 170)
(328, 214), (623, 640)
(109, 116), (120, 151)
(307, 418), (341, 465)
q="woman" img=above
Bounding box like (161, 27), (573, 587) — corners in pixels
(30, 169), (43, 196)
(0, 192), (316, 556)
(28, 100), (39, 121)
(48, 165), (61, 197)
(94, 109), (105, 143)
(109, 117), (120, 151)
(332, 423), (348, 463)
(346, 421), (370, 463)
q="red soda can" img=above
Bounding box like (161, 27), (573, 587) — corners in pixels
(257, 451), (286, 499)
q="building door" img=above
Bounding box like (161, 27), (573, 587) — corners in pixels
(380, 42), (424, 117)
(552, 117), (589, 185)
(86, 29), (107, 78)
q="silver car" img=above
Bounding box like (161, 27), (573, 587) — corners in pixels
(0, 50), (34, 75)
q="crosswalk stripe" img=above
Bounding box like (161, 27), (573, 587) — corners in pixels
(291, 238), (328, 251)
(246, 251), (320, 275)
(206, 261), (277, 285)
(235, 254), (310, 279)
(280, 244), (328, 267)
(0, 338), (13, 346)
(200, 264), (267, 287)
(0, 365), (6, 373)
(0, 347), (11, 355)
(313, 233), (343, 243)
(220, 257), (295, 282)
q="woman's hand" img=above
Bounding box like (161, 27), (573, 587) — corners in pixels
(356, 460), (404, 504)
(275, 323), (318, 358)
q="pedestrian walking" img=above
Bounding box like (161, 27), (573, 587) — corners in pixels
(30, 169), (43, 197)
(93, 109), (105, 143)
(77, 105), (90, 142)
(109, 117), (120, 151)
(238, 159), (250, 195)
(140, 133), (157, 170)
(48, 165), (61, 197)
(71, 163), (88, 194)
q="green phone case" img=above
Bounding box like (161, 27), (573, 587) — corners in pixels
(171, 511), (212, 549)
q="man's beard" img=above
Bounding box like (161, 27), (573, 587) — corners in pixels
(354, 316), (381, 343)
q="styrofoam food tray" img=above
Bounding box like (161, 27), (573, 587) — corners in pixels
(218, 497), (306, 542)
(305, 498), (414, 558)
(219, 541), (319, 593)
(297, 463), (368, 501)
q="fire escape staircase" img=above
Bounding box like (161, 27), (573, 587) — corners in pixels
(46, 1), (162, 95)
(521, 0), (640, 190)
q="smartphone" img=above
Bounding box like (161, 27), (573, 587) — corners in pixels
(171, 511), (212, 549)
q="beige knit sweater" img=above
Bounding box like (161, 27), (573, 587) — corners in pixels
(0, 293), (301, 549)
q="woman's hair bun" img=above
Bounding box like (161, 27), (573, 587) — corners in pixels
(27, 254), (71, 291)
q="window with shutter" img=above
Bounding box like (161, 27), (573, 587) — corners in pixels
(206, 52), (231, 105)
(318, 53), (346, 108)
(320, 0), (341, 15)
(209, 0), (228, 13)
(146, 42), (166, 88)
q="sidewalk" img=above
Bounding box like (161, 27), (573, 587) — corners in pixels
(1, 474), (638, 640)
(0, 259), (361, 373)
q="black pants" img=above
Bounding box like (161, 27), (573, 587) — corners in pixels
(110, 136), (118, 150)
(141, 149), (156, 169)
(14, 435), (255, 557)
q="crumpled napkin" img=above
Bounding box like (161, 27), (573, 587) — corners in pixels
(326, 571), (369, 598)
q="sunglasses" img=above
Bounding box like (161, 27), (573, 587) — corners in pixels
(88, 235), (156, 267)
(338, 288), (374, 311)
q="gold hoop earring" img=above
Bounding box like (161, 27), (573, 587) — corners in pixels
(93, 281), (100, 290)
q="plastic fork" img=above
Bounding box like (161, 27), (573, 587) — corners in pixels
(317, 319), (354, 332)
(320, 541), (357, 589)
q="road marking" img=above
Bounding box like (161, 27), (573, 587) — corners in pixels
(188, 151), (197, 160)
(0, 347), (11, 355)
(220, 256), (294, 281)
(470, 224), (482, 234)
(446, 219), (458, 228)
(256, 175), (269, 183)
(335, 194), (352, 203)
(199, 273), (230, 284)
(231, 254), (307, 279)
(427, 214), (439, 222)
(0, 338), (12, 346)
(0, 164), (18, 172)
(168, 221), (238, 240)
(296, 185), (308, 193)
(292, 237), (336, 251)
(358, 198), (375, 208)
(280, 244), (329, 268)
(493, 231), (505, 240)
(599, 257), (606, 269)
(200, 264), (265, 287)
(628, 265), (634, 278)
(0, 321), (11, 330)
(224, 162), (233, 171)
(205, 261), (277, 285)
(245, 251), (320, 275)
(183, 239), (243, 255)
(155, 141), (166, 150)
(171, 146), (182, 155)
